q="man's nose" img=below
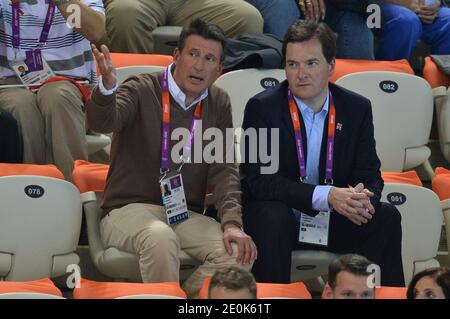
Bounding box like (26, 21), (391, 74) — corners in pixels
(297, 64), (309, 79)
(193, 57), (205, 71)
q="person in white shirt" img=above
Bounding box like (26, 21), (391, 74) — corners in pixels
(0, 0), (105, 180)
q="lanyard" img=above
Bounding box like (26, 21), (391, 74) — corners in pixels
(287, 89), (336, 185)
(11, 0), (56, 49)
(160, 68), (202, 174)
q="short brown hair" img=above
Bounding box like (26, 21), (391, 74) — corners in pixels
(208, 266), (257, 298)
(178, 19), (227, 62)
(282, 20), (336, 64)
(328, 254), (374, 290)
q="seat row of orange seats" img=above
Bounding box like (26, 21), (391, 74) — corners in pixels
(0, 277), (409, 299)
(104, 53), (450, 89)
(1, 161), (446, 200)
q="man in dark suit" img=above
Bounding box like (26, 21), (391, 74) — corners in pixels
(240, 20), (404, 286)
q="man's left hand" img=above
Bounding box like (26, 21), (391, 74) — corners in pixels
(418, 0), (441, 24)
(223, 224), (257, 265)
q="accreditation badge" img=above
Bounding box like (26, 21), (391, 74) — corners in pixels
(11, 49), (55, 89)
(298, 211), (330, 246)
(160, 172), (189, 225)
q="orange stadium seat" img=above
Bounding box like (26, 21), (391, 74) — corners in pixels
(73, 278), (186, 299)
(72, 160), (201, 283)
(423, 57), (450, 162)
(330, 59), (414, 83)
(423, 57), (450, 89)
(375, 286), (407, 299)
(320, 286), (407, 299)
(432, 167), (450, 266)
(380, 169), (443, 285)
(0, 164), (82, 281)
(72, 160), (108, 193)
(197, 277), (312, 299)
(0, 278), (62, 297)
(0, 163), (64, 179)
(432, 167), (450, 201)
(381, 171), (423, 187)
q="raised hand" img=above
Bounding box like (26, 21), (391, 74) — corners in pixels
(91, 44), (117, 90)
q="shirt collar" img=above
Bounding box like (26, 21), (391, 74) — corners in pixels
(167, 63), (209, 111)
(294, 89), (330, 116)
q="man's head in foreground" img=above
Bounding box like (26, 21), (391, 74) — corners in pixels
(208, 266), (257, 299)
(323, 254), (376, 299)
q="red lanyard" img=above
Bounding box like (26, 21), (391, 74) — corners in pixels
(160, 68), (202, 174)
(287, 89), (336, 185)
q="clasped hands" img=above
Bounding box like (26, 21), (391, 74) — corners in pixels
(396, 0), (440, 24)
(328, 183), (375, 226)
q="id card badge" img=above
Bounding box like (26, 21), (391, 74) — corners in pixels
(298, 211), (330, 246)
(11, 50), (55, 89)
(160, 172), (189, 225)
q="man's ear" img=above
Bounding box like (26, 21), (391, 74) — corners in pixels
(328, 58), (336, 76)
(322, 283), (334, 299)
(213, 64), (223, 81)
(173, 48), (180, 64)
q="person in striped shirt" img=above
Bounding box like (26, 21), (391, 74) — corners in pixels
(0, 0), (105, 180)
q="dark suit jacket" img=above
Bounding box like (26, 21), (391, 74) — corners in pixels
(240, 80), (383, 216)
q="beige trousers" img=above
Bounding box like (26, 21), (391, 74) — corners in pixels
(103, 0), (263, 53)
(100, 203), (252, 298)
(0, 79), (88, 180)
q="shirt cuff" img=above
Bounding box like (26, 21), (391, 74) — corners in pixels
(312, 185), (332, 211)
(98, 77), (118, 95)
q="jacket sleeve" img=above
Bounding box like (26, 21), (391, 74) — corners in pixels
(349, 99), (384, 209)
(86, 76), (141, 134)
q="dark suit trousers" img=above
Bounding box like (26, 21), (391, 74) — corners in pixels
(243, 200), (405, 286)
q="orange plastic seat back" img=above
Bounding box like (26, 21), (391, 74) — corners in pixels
(320, 286), (407, 299)
(375, 286), (407, 299)
(73, 278), (187, 299)
(330, 59), (414, 83)
(0, 163), (64, 179)
(432, 167), (450, 200)
(198, 277), (312, 299)
(256, 281), (312, 299)
(0, 278), (63, 297)
(423, 57), (450, 89)
(72, 160), (109, 193)
(381, 171), (423, 187)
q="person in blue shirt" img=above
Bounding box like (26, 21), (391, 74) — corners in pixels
(245, 0), (376, 59)
(377, 0), (450, 60)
